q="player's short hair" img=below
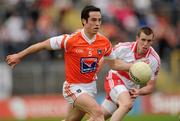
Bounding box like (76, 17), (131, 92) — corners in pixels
(81, 5), (101, 26)
(137, 26), (154, 38)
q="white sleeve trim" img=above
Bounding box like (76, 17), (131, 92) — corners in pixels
(50, 35), (70, 50)
(50, 35), (64, 50)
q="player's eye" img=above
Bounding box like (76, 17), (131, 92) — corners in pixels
(147, 39), (152, 42)
(91, 18), (101, 23)
(91, 18), (97, 21)
(141, 39), (146, 41)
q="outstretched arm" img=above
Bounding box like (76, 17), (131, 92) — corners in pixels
(6, 39), (51, 68)
(104, 58), (132, 71)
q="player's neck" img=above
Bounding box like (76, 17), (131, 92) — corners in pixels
(137, 48), (143, 55)
(135, 48), (144, 58)
(84, 29), (95, 39)
(81, 29), (96, 44)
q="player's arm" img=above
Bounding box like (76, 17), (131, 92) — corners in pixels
(6, 34), (69, 68)
(137, 59), (161, 96)
(105, 58), (132, 71)
(137, 61), (160, 96)
(12, 39), (52, 59)
(137, 79), (156, 95)
(130, 59), (160, 98)
(104, 50), (132, 71)
(104, 43), (132, 71)
(129, 79), (155, 98)
(6, 39), (52, 68)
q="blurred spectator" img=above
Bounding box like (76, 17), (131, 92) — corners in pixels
(152, 5), (178, 67)
(4, 12), (29, 43)
(176, 20), (180, 48)
(59, 6), (82, 33)
(2, 10), (29, 56)
(108, 0), (138, 36)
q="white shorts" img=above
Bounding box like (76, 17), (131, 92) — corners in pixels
(62, 81), (97, 104)
(101, 99), (117, 114)
(102, 85), (128, 114)
(110, 85), (128, 103)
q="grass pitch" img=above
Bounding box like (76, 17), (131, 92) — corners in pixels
(3, 114), (179, 121)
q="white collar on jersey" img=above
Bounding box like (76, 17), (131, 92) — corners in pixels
(132, 41), (151, 58)
(81, 29), (96, 44)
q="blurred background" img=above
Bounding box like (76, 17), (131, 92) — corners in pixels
(0, 0), (179, 121)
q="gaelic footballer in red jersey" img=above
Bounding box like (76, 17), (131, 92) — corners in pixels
(101, 26), (161, 121)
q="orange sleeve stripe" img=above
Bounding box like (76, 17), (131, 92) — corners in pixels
(105, 44), (113, 56)
(60, 35), (67, 49)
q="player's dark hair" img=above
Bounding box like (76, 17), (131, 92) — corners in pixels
(137, 26), (154, 38)
(81, 5), (101, 26)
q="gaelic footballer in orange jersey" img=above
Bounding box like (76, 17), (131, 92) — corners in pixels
(50, 29), (112, 83)
(6, 5), (112, 121)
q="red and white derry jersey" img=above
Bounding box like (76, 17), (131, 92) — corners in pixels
(50, 29), (112, 84)
(106, 42), (161, 89)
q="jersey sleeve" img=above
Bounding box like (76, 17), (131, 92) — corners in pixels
(104, 50), (116, 59)
(151, 59), (161, 81)
(104, 42), (126, 59)
(104, 42), (113, 56)
(50, 34), (69, 50)
(112, 43), (125, 59)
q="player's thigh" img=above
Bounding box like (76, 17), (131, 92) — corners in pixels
(117, 91), (134, 111)
(110, 85), (129, 103)
(117, 91), (131, 104)
(65, 104), (85, 121)
(74, 92), (102, 116)
(63, 81), (97, 104)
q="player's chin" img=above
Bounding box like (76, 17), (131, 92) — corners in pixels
(142, 47), (148, 52)
(93, 28), (99, 33)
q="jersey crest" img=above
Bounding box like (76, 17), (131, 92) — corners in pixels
(80, 57), (98, 73)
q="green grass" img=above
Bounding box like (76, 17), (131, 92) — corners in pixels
(122, 114), (179, 121)
(2, 114), (179, 121)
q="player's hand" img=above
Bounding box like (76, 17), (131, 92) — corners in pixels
(6, 54), (21, 69)
(129, 88), (140, 98)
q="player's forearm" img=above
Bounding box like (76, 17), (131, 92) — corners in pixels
(105, 59), (132, 71)
(115, 59), (132, 71)
(138, 84), (154, 95)
(18, 40), (51, 59)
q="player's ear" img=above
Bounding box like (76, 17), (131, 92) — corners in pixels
(136, 36), (139, 40)
(82, 19), (86, 26)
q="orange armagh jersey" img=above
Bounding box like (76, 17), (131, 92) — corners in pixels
(50, 29), (112, 83)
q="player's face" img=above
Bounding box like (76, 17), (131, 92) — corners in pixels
(83, 11), (101, 37)
(137, 32), (153, 54)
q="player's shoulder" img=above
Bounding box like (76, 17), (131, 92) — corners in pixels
(114, 42), (133, 50)
(96, 32), (110, 42)
(70, 30), (81, 38)
(149, 47), (161, 64)
(64, 31), (82, 44)
(59, 31), (81, 50)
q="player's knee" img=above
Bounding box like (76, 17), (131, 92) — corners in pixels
(91, 105), (104, 117)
